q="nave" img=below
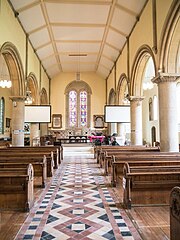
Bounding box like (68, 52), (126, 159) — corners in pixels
(1, 146), (170, 240)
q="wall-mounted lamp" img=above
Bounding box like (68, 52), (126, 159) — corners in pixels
(25, 90), (33, 105)
(13, 101), (17, 107)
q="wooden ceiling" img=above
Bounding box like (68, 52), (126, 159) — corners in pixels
(8, 0), (147, 79)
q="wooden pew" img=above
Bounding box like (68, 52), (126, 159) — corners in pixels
(0, 148), (57, 169)
(0, 164), (34, 212)
(8, 145), (62, 165)
(0, 152), (53, 177)
(123, 162), (180, 209)
(101, 149), (165, 175)
(95, 145), (159, 159)
(111, 154), (180, 186)
(170, 186), (180, 240)
(0, 161), (46, 188)
(97, 146), (160, 166)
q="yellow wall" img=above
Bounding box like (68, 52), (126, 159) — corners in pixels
(107, 69), (115, 102)
(156, 0), (173, 44)
(129, 1), (153, 69)
(0, 1), (50, 138)
(107, 0), (174, 86)
(116, 45), (128, 84)
(28, 43), (40, 84)
(0, 0), (26, 73)
(51, 72), (106, 129)
(41, 68), (50, 102)
(0, 87), (12, 138)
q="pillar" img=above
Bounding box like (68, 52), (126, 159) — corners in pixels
(117, 123), (125, 145)
(111, 122), (117, 135)
(130, 96), (144, 145)
(30, 123), (40, 146)
(40, 123), (48, 136)
(10, 96), (25, 146)
(152, 73), (179, 152)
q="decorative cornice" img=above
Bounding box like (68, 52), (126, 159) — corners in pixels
(152, 73), (180, 84)
(9, 96), (26, 101)
(129, 96), (144, 102)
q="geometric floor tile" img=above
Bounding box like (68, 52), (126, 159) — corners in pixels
(15, 152), (142, 240)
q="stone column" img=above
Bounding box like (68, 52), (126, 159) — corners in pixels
(129, 96), (144, 145)
(10, 96), (25, 146)
(111, 122), (117, 135)
(30, 123), (40, 146)
(40, 123), (48, 136)
(117, 123), (125, 145)
(152, 73), (179, 152)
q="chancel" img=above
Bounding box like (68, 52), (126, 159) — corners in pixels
(0, 1), (180, 240)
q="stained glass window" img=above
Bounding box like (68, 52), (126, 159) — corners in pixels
(69, 90), (77, 127)
(0, 97), (5, 134)
(80, 91), (87, 126)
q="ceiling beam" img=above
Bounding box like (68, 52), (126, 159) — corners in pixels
(40, 0), (62, 71)
(95, 0), (117, 71)
(44, 0), (112, 6)
(35, 41), (52, 51)
(56, 40), (101, 44)
(116, 3), (137, 17)
(16, 0), (40, 13)
(59, 52), (98, 56)
(51, 22), (105, 28)
(28, 25), (47, 35)
(109, 25), (127, 38)
(105, 42), (120, 52)
(98, 63), (110, 71)
(102, 54), (115, 63)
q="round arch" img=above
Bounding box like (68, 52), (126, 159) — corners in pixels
(27, 72), (39, 104)
(40, 88), (48, 105)
(0, 42), (25, 96)
(130, 45), (157, 96)
(116, 73), (129, 104)
(159, 0), (180, 73)
(65, 80), (92, 95)
(65, 80), (92, 128)
(108, 88), (116, 105)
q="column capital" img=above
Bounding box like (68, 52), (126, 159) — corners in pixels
(129, 96), (144, 102)
(152, 73), (180, 84)
(9, 96), (26, 102)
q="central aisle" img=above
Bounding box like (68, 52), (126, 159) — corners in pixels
(16, 147), (141, 240)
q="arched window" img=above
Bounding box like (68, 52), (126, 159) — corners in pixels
(65, 81), (92, 128)
(153, 95), (158, 120)
(80, 91), (87, 127)
(69, 90), (87, 127)
(151, 126), (156, 146)
(149, 98), (153, 121)
(0, 97), (5, 134)
(69, 90), (77, 127)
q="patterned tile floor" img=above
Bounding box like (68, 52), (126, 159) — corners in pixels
(15, 150), (141, 240)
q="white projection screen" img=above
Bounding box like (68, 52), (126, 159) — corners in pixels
(25, 105), (51, 123)
(104, 105), (130, 123)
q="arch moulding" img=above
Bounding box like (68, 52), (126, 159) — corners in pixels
(116, 73), (129, 104)
(0, 42), (25, 96)
(130, 44), (157, 97)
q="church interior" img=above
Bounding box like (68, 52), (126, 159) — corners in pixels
(0, 0), (180, 239)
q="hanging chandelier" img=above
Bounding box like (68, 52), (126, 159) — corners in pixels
(0, 79), (12, 88)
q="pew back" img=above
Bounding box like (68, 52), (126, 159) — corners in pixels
(0, 164), (34, 211)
